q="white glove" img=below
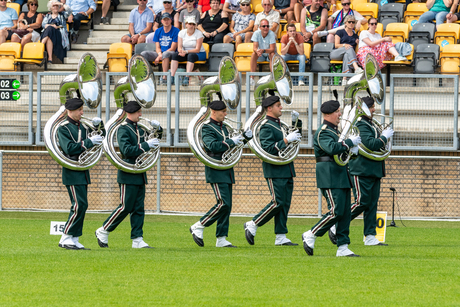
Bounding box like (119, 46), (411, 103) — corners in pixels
(381, 128), (394, 139)
(89, 135), (103, 145)
(243, 129), (252, 139)
(150, 120), (160, 129)
(349, 135), (361, 146)
(92, 117), (102, 127)
(286, 130), (301, 143)
(291, 110), (299, 122)
(147, 138), (160, 148)
(350, 146), (359, 155)
(230, 135), (244, 146)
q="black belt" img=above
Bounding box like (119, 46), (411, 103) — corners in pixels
(206, 152), (222, 158)
(316, 156), (334, 163)
(64, 154), (80, 161)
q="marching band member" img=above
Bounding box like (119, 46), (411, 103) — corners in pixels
(95, 101), (160, 249)
(328, 96), (394, 246)
(302, 99), (361, 257)
(189, 100), (251, 248)
(58, 97), (105, 250)
(244, 94), (301, 246)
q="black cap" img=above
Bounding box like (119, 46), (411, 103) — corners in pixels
(320, 100), (340, 114)
(362, 96), (375, 108)
(209, 100), (226, 111)
(261, 95), (280, 108)
(162, 12), (172, 19)
(65, 98), (84, 110)
(123, 101), (142, 113)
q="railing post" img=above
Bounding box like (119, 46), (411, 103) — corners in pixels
(156, 153), (161, 213)
(0, 151), (3, 211)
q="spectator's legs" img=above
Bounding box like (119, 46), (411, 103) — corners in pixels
(234, 35), (243, 50)
(223, 34), (233, 44)
(447, 14), (458, 23)
(250, 52), (258, 72)
(101, 0), (111, 24)
(138, 35), (146, 44)
(213, 32), (226, 44)
(327, 16), (333, 30)
(417, 11), (437, 25)
(388, 46), (399, 57)
(170, 60), (179, 76)
(294, 2), (303, 23)
(121, 35), (132, 44)
(435, 11), (449, 29)
(41, 36), (53, 62)
(285, 11), (296, 23)
(297, 54), (306, 76)
(312, 32), (321, 46)
(356, 19), (366, 32)
(10, 34), (21, 43)
(140, 51), (158, 62)
(70, 13), (89, 43)
(244, 32), (253, 42)
(0, 29), (8, 44)
(21, 33), (33, 48)
(268, 53), (274, 71)
(326, 33), (334, 43)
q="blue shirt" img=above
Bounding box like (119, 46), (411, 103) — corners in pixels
(153, 26), (179, 52)
(251, 30), (276, 50)
(0, 8), (18, 30)
(129, 7), (155, 34)
(66, 0), (97, 16)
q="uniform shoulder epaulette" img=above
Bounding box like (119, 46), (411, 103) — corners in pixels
(357, 117), (362, 121)
(120, 122), (128, 126)
(59, 120), (69, 127)
(203, 119), (211, 125)
(321, 124), (327, 130)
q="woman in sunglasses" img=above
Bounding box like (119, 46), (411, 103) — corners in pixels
(197, 0), (225, 13)
(13, 0), (43, 47)
(198, 0), (229, 44)
(179, 0), (200, 28)
(324, 0), (365, 43)
(223, 0), (255, 49)
(356, 17), (407, 69)
(41, 0), (70, 63)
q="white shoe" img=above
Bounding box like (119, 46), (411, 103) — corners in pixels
(250, 78), (255, 87)
(190, 221), (205, 247)
(336, 244), (360, 257)
(216, 236), (237, 248)
(364, 235), (388, 246)
(317, 30), (329, 37)
(394, 55), (407, 62)
(95, 227), (109, 248)
(72, 237), (90, 250)
(132, 237), (153, 249)
(302, 230), (316, 255)
(275, 234), (298, 246)
(355, 67), (363, 74)
(298, 79), (305, 86)
(59, 234), (77, 250)
(244, 221), (257, 245)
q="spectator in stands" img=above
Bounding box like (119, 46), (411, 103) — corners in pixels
(222, 0), (240, 19)
(14, 0), (43, 48)
(148, 0), (177, 16)
(197, 0), (229, 45)
(223, 0), (254, 49)
(302, 0), (336, 11)
(417, 0), (455, 29)
(152, 0), (180, 33)
(273, 0), (301, 24)
(325, 0), (366, 43)
(330, 15), (362, 84)
(357, 17), (406, 69)
(41, 0), (70, 63)
(280, 23), (306, 85)
(63, 0), (96, 44)
(254, 0), (280, 32)
(300, 0), (328, 46)
(121, 0), (154, 46)
(197, 0), (224, 13)
(250, 18), (276, 86)
(0, 0), (18, 45)
(179, 0), (200, 28)
(100, 0), (120, 25)
(444, 2), (460, 23)
(142, 13), (179, 84)
(176, 0), (189, 13)
(170, 16), (206, 86)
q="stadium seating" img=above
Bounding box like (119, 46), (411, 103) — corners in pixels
(379, 3), (405, 30)
(105, 43), (132, 72)
(354, 3), (379, 19)
(13, 42), (47, 71)
(0, 43), (21, 71)
(134, 43), (155, 55)
(413, 43), (440, 74)
(403, 3), (428, 24)
(309, 43), (334, 72)
(6, 2), (20, 16)
(233, 43), (253, 72)
(439, 44), (460, 74)
(408, 23), (436, 50)
(275, 42), (311, 66)
(208, 43), (235, 72)
(384, 22), (409, 43)
(434, 23), (460, 47)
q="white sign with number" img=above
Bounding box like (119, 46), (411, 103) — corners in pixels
(50, 221), (66, 235)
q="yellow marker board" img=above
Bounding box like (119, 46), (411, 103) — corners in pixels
(363, 211), (387, 243)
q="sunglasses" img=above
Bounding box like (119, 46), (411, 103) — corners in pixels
(369, 22), (377, 25)
(186, 0), (194, 2)
(347, 20), (356, 24)
(342, 2), (350, 5)
(240, 3), (249, 6)
(260, 25), (269, 28)
(30, 3), (38, 6)
(262, 3), (271, 5)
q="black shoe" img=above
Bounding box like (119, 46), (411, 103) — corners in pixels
(76, 246), (91, 250)
(374, 242), (388, 246)
(303, 241), (314, 256)
(328, 228), (337, 245)
(346, 253), (361, 257)
(277, 241), (298, 246)
(223, 244), (237, 248)
(71, 33), (79, 44)
(244, 223), (254, 245)
(189, 227), (204, 247)
(95, 231), (109, 248)
(142, 246), (155, 249)
(63, 244), (78, 250)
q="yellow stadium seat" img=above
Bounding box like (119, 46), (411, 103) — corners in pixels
(440, 44), (460, 74)
(6, 3), (20, 16)
(434, 23), (460, 47)
(328, 2), (343, 17)
(384, 22), (409, 43)
(403, 3), (428, 24)
(14, 42), (46, 71)
(105, 43), (132, 72)
(234, 43), (253, 72)
(351, 0), (368, 5)
(0, 43), (21, 71)
(354, 2), (378, 19)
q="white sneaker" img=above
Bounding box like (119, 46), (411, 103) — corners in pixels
(364, 235), (388, 246)
(298, 79), (305, 86)
(250, 78), (255, 87)
(72, 237), (90, 250)
(317, 30), (329, 37)
(244, 221), (257, 245)
(190, 221), (205, 247)
(132, 237), (153, 248)
(302, 230), (316, 255)
(394, 55), (407, 62)
(95, 227), (109, 248)
(275, 234), (298, 246)
(216, 236), (237, 248)
(355, 67), (363, 74)
(336, 244), (360, 257)
(59, 234), (77, 249)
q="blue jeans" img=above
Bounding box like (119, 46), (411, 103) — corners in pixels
(281, 54), (306, 81)
(417, 10), (449, 27)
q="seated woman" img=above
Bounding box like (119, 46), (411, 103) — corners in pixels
(418, 0), (454, 29)
(325, 0), (366, 43)
(223, 0), (254, 49)
(330, 15), (362, 81)
(41, 0), (70, 63)
(170, 16), (206, 86)
(12, 0), (43, 48)
(222, 0), (240, 20)
(197, 0), (228, 45)
(356, 17), (406, 70)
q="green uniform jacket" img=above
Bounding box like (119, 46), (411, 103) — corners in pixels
(202, 118), (236, 184)
(117, 119), (151, 185)
(348, 116), (388, 178)
(259, 116), (296, 179)
(57, 117), (106, 186)
(314, 120), (354, 189)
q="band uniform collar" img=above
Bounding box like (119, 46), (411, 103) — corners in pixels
(210, 117), (223, 126)
(361, 115), (372, 123)
(323, 120), (338, 132)
(126, 118), (137, 127)
(266, 115), (280, 125)
(67, 116), (80, 126)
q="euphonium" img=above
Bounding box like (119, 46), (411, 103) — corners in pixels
(44, 53), (103, 171)
(245, 53), (299, 165)
(102, 54), (160, 174)
(355, 115), (393, 161)
(187, 56), (244, 170)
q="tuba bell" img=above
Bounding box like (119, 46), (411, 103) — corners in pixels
(102, 54), (160, 174)
(245, 53), (299, 165)
(187, 56), (244, 170)
(44, 53), (103, 171)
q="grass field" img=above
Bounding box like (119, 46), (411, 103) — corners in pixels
(1, 212), (460, 306)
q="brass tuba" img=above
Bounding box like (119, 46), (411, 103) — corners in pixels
(102, 54), (160, 174)
(245, 53), (299, 165)
(187, 56), (243, 170)
(44, 53), (103, 170)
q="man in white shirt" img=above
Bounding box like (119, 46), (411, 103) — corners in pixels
(254, 0), (280, 33)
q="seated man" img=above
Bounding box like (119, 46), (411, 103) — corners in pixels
(299, 0), (328, 46)
(121, 0), (154, 45)
(250, 18), (276, 86)
(273, 0), (301, 23)
(64, 0), (97, 44)
(280, 23), (306, 86)
(152, 0), (180, 33)
(141, 13), (179, 84)
(0, 0), (19, 44)
(254, 0), (280, 33)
